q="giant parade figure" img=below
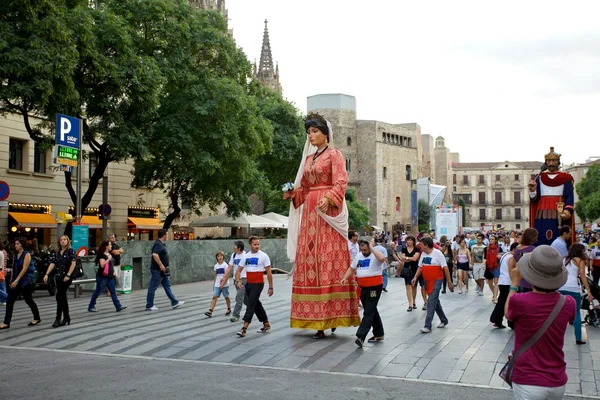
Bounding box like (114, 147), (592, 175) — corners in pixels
(528, 147), (576, 246)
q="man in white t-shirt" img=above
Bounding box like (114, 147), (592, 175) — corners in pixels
(490, 242), (517, 329)
(412, 237), (454, 333)
(342, 240), (387, 347)
(223, 240), (246, 322)
(374, 238), (389, 292)
(348, 231), (359, 262)
(471, 234), (487, 295)
(234, 236), (273, 337)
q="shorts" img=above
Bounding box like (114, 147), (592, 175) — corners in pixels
(484, 268), (494, 280)
(473, 264), (485, 280)
(457, 262), (470, 271)
(213, 286), (230, 298)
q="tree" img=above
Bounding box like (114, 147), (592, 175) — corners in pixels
(128, 1), (273, 228)
(1, 0), (162, 235)
(576, 164), (600, 222)
(418, 199), (431, 232)
(346, 187), (370, 231)
(458, 198), (467, 227)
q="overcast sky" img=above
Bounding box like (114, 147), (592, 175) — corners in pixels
(226, 0), (599, 165)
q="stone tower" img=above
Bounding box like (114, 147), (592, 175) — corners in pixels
(254, 19), (282, 94)
(189, 0), (230, 31)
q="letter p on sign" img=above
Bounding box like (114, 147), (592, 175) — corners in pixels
(60, 117), (72, 142)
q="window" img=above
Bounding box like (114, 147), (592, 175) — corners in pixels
(9, 138), (25, 170)
(453, 174), (457, 184)
(89, 153), (98, 180)
(495, 175), (501, 182)
(478, 192), (486, 205)
(515, 208), (522, 220)
(514, 191), (521, 205)
(479, 175), (485, 185)
(516, 223), (521, 229)
(405, 165), (411, 181)
(34, 143), (46, 173)
(495, 192), (502, 205)
(496, 208), (503, 220)
(463, 175), (469, 185)
(395, 197), (400, 212)
(383, 167), (387, 179)
(382, 133), (386, 142)
(453, 193), (472, 205)
(479, 209), (486, 220)
(514, 174), (520, 181)
(345, 158), (351, 172)
(347, 137), (351, 146)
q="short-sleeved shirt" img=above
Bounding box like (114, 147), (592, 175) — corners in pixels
(95, 253), (115, 278)
(374, 244), (388, 265)
(151, 239), (169, 270)
(402, 247), (420, 273)
(351, 251), (384, 287)
(550, 237), (568, 258)
(506, 292), (576, 387)
(348, 240), (359, 262)
(214, 261), (229, 287)
(418, 248), (447, 293)
(50, 247), (76, 277)
(110, 242), (122, 266)
(589, 243), (600, 268)
(471, 244), (486, 264)
(230, 251), (246, 279)
(498, 253), (512, 286)
(244, 250), (271, 283)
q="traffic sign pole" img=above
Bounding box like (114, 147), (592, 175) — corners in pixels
(102, 175), (108, 240)
(76, 119), (83, 224)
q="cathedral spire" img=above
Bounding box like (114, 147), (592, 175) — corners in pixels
(255, 19), (281, 93)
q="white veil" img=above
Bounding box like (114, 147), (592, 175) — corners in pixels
(287, 120), (349, 262)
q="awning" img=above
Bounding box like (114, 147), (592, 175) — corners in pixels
(189, 213), (282, 228)
(9, 212), (56, 228)
(128, 217), (163, 230)
(80, 216), (103, 229)
(371, 225), (382, 231)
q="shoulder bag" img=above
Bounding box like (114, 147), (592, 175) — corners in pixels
(499, 295), (566, 387)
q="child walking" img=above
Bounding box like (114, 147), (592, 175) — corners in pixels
(205, 251), (231, 317)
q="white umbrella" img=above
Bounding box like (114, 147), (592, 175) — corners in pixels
(260, 212), (288, 229)
(189, 213), (281, 228)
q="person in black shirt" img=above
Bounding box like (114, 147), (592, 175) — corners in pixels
(108, 233), (123, 295)
(87, 241), (127, 313)
(44, 235), (76, 327)
(145, 229), (184, 311)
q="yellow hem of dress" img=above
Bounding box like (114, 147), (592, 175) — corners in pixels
(290, 317), (361, 330)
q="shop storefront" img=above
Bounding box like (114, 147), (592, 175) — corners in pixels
(7, 203), (55, 247)
(173, 225), (195, 240)
(127, 207), (163, 240)
(69, 207), (103, 247)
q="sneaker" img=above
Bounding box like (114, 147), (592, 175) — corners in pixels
(236, 328), (247, 337)
(355, 337), (364, 347)
(420, 327), (432, 334)
(475, 287), (480, 292)
(422, 303), (427, 310)
(230, 317), (240, 322)
(437, 322), (447, 328)
(367, 336), (384, 343)
(116, 305), (128, 312)
(88, 308), (98, 313)
(146, 306), (159, 311)
(257, 324), (271, 333)
(478, 292), (484, 296)
(382, 288), (388, 292)
(172, 301), (185, 309)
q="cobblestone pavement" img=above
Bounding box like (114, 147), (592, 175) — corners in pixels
(1, 275), (599, 397)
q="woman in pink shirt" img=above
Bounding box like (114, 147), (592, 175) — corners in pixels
(505, 245), (576, 399)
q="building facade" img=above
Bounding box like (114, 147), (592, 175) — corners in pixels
(452, 161), (541, 231)
(307, 93), (454, 233)
(253, 19), (282, 94)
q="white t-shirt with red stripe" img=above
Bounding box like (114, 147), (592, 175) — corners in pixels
(351, 251), (384, 287)
(418, 248), (447, 282)
(243, 250), (271, 283)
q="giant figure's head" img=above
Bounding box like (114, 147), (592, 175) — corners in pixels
(544, 147), (561, 172)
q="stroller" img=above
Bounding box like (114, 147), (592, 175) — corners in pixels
(581, 275), (600, 328)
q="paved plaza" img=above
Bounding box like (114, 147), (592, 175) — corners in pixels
(1, 275), (599, 398)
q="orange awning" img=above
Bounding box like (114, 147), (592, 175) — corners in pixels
(128, 217), (163, 230)
(9, 212), (56, 229)
(80, 216), (103, 229)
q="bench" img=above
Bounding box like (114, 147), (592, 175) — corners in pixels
(72, 278), (96, 298)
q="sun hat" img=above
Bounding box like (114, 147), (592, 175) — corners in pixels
(517, 245), (567, 290)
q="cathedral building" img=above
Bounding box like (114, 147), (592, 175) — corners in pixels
(253, 20), (282, 94)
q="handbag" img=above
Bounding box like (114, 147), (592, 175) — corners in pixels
(499, 295), (566, 388)
(399, 266), (413, 279)
(70, 258), (84, 280)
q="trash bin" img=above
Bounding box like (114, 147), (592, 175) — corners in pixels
(117, 265), (133, 294)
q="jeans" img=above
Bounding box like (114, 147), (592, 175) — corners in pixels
(4, 283), (40, 326)
(146, 269), (178, 308)
(0, 280), (7, 303)
(55, 277), (72, 320)
(490, 285), (510, 326)
(356, 284), (384, 340)
(382, 269), (388, 289)
(88, 277), (122, 310)
(232, 278), (246, 318)
(443, 263), (455, 291)
(513, 383), (566, 400)
(424, 280), (448, 330)
(560, 290), (582, 341)
(243, 282), (268, 324)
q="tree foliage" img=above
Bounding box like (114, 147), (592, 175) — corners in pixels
(458, 198), (467, 227)
(346, 187), (370, 231)
(576, 164), (600, 222)
(418, 199), (431, 231)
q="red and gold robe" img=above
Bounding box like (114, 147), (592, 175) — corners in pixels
(290, 148), (360, 330)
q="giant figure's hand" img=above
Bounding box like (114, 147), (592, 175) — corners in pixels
(528, 180), (537, 193)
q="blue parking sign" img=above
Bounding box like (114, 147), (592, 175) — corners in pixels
(56, 114), (81, 149)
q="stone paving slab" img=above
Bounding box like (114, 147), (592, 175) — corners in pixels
(2, 274), (600, 396)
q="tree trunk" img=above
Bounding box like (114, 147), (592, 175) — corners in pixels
(162, 192), (181, 230)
